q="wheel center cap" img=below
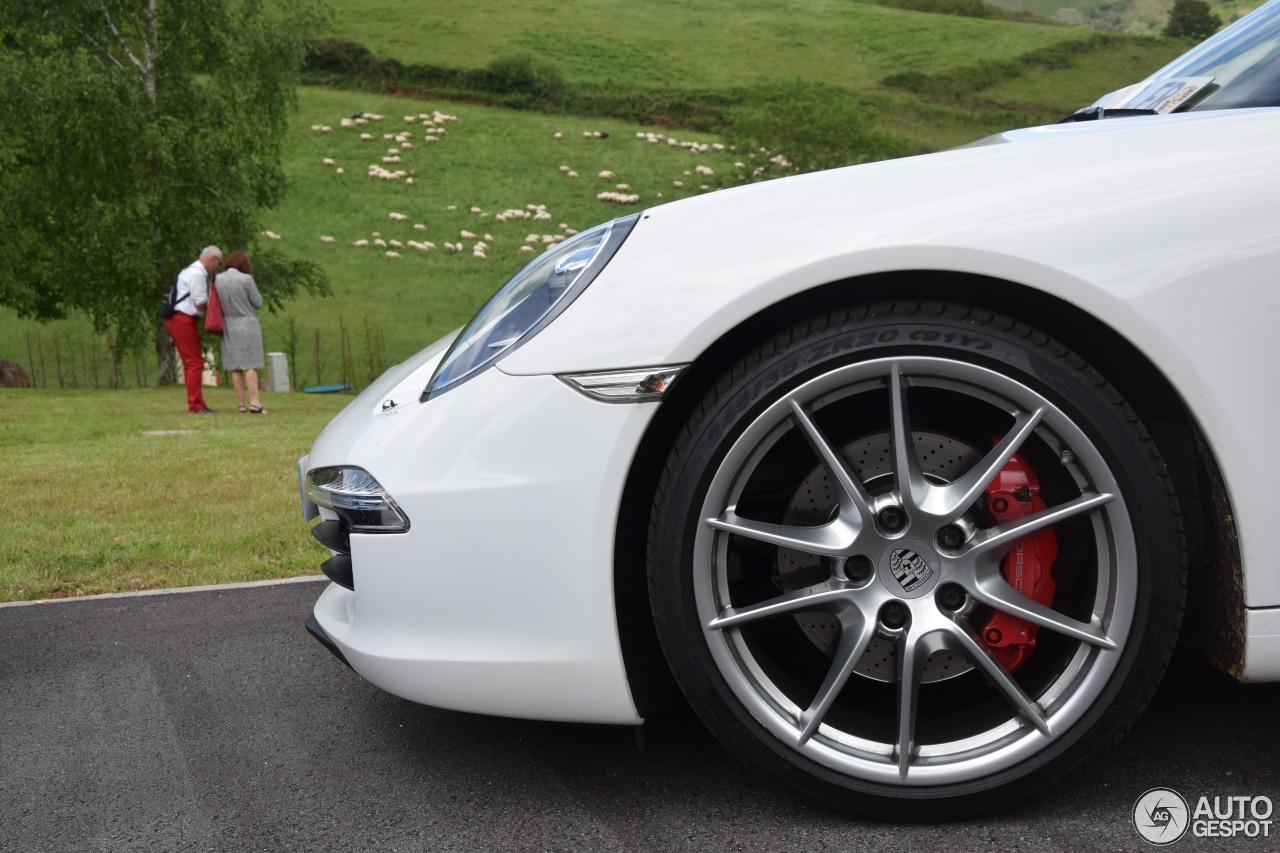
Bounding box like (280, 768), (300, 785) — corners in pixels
(878, 538), (940, 599)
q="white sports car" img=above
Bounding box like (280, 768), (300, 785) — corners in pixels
(299, 2), (1280, 818)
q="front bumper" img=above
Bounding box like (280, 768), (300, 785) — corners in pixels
(302, 362), (656, 724)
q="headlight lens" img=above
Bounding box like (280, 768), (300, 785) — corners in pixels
(423, 213), (638, 398)
(305, 466), (409, 533)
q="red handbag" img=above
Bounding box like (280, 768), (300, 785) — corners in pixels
(204, 281), (225, 335)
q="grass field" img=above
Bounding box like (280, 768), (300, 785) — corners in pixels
(0, 387), (348, 601)
(261, 88), (750, 388)
(326, 0), (1081, 90)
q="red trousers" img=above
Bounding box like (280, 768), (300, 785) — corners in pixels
(165, 313), (207, 412)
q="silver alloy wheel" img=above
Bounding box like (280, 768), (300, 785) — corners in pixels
(691, 355), (1137, 786)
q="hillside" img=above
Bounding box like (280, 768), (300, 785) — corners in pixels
(0, 0), (1192, 391)
(987, 0), (1255, 33)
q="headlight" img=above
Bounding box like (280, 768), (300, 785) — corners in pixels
(305, 466), (409, 534)
(423, 213), (639, 398)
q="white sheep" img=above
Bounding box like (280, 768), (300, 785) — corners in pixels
(388, 212), (408, 221)
(597, 170), (615, 180)
(386, 251), (401, 258)
(519, 245), (535, 253)
(322, 158), (336, 167)
(460, 229), (476, 239)
(320, 236), (335, 244)
(596, 191), (640, 205)
(262, 230), (282, 240)
(413, 223), (427, 231)
(374, 238), (387, 248)
(389, 239), (403, 248)
(360, 133), (374, 141)
(353, 239), (369, 247)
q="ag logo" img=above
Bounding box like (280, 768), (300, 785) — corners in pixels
(890, 548), (933, 592)
(1134, 787), (1190, 845)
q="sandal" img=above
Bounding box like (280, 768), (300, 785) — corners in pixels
(238, 405), (247, 413)
(248, 405), (266, 415)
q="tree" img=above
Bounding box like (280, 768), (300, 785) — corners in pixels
(1165, 0), (1222, 40)
(0, 0), (330, 379)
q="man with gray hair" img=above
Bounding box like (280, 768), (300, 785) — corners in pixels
(164, 245), (222, 413)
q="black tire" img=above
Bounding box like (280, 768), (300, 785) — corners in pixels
(647, 302), (1185, 819)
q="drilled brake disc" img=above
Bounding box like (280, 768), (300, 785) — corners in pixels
(775, 431), (981, 683)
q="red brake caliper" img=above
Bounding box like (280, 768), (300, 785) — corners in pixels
(980, 452), (1058, 672)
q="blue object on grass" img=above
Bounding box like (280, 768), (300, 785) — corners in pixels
(303, 383), (352, 394)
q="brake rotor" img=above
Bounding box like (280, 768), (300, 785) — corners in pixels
(776, 431), (981, 684)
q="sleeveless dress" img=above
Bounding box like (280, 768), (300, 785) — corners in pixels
(214, 268), (265, 370)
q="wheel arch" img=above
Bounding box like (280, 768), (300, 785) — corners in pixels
(613, 270), (1244, 718)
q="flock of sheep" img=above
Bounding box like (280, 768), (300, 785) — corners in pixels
(281, 106), (778, 262)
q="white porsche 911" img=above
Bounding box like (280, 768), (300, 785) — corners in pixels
(299, 2), (1280, 818)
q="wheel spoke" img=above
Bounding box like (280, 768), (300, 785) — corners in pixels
(965, 491), (1114, 561)
(795, 616), (877, 745)
(706, 508), (855, 557)
(922, 407), (1045, 519)
(889, 363), (928, 513)
(971, 571), (1116, 649)
(946, 621), (1052, 736)
(892, 629), (941, 778)
(707, 582), (852, 631)
(788, 398), (875, 523)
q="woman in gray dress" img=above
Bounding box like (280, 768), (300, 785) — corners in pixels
(215, 251), (267, 413)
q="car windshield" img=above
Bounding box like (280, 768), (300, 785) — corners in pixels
(1078, 0), (1280, 117)
(1156, 0), (1280, 110)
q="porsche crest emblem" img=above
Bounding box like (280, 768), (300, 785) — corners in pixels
(890, 548), (934, 593)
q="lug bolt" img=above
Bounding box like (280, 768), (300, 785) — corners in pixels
(937, 584), (965, 611)
(878, 506), (906, 532)
(984, 628), (1003, 645)
(990, 496), (1009, 514)
(846, 555), (873, 583)
(881, 603), (909, 630)
(936, 524), (965, 550)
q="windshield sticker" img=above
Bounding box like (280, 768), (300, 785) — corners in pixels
(1091, 77), (1214, 113)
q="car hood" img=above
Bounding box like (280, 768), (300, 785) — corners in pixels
(963, 106), (1279, 147)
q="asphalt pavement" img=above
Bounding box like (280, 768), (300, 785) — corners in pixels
(1, 580), (1276, 852)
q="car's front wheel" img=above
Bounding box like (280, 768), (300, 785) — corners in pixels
(647, 302), (1185, 818)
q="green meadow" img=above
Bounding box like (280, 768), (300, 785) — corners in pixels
(0, 388), (348, 600)
(0, 0), (1195, 599)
